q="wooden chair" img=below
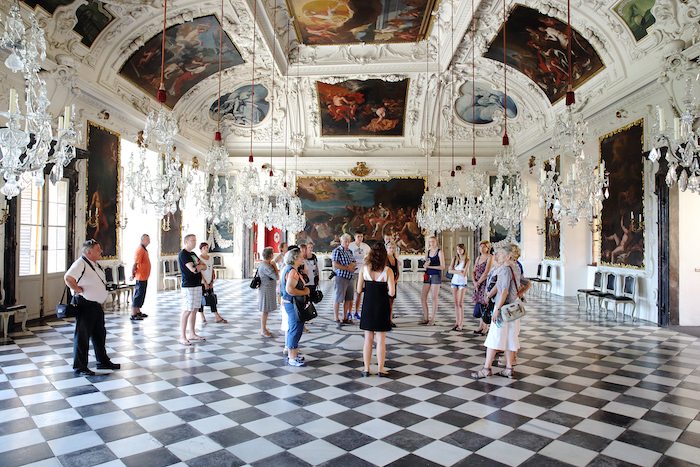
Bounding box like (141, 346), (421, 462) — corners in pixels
(539, 265), (553, 296)
(103, 267), (123, 308)
(116, 265), (136, 304)
(594, 273), (618, 316)
(601, 275), (637, 321)
(320, 256), (334, 280)
(528, 263), (545, 295)
(400, 258), (415, 282)
(163, 260), (179, 290)
(0, 280), (28, 338)
(212, 255), (227, 279)
(578, 271), (602, 311)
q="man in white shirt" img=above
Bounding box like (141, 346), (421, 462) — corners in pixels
(64, 239), (120, 376)
(348, 231), (370, 321)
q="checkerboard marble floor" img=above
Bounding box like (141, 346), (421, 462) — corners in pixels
(2, 280), (700, 467)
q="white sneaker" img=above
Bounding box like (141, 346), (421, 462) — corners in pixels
(287, 357), (306, 367)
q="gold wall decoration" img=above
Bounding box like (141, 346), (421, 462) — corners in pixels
(350, 162), (371, 178)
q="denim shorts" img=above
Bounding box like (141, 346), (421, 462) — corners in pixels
(424, 274), (441, 285)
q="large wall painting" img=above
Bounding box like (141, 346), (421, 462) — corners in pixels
(600, 119), (644, 269)
(295, 177), (425, 253)
(455, 81), (518, 124)
(483, 5), (605, 104)
(317, 79), (409, 137)
(544, 156), (560, 260)
(160, 208), (182, 257)
(614, 0), (656, 42)
(287, 0), (439, 46)
(208, 84), (270, 127)
(86, 122), (119, 259)
(119, 15), (244, 109)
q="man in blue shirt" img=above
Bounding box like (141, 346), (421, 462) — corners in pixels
(332, 233), (356, 328)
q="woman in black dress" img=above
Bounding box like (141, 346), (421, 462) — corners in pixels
(358, 243), (396, 377)
(385, 241), (399, 327)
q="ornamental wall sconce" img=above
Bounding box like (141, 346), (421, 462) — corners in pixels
(350, 162), (371, 178)
(536, 226), (545, 235)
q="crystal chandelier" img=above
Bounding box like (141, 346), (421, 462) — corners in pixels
(0, 2), (78, 198)
(200, 0), (236, 225)
(490, 143), (529, 241)
(124, 0), (192, 220)
(537, 0), (608, 227)
(487, 0), (528, 243)
(649, 76), (700, 192)
(125, 141), (194, 217)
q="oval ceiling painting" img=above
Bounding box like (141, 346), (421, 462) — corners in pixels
(455, 81), (518, 124)
(209, 84), (270, 127)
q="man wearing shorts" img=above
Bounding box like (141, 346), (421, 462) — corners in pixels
(179, 234), (207, 345)
(130, 234), (151, 321)
(332, 234), (356, 328)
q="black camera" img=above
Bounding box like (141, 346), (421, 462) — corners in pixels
(310, 289), (324, 304)
(328, 271), (336, 280)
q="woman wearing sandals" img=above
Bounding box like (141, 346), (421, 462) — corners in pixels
(472, 240), (494, 335)
(472, 244), (522, 380)
(448, 244), (470, 331)
(257, 246), (278, 338)
(385, 241), (400, 327)
(198, 242), (227, 324)
(359, 243), (396, 376)
(280, 248), (310, 367)
(419, 236), (445, 326)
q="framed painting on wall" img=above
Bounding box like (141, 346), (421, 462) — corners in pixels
(483, 4), (605, 104)
(455, 81), (518, 124)
(160, 208), (182, 257)
(544, 156), (561, 260)
(317, 79), (409, 137)
(86, 122), (119, 259)
(599, 119), (644, 269)
(295, 177), (425, 253)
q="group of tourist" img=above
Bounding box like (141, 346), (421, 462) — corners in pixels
(63, 233), (530, 380)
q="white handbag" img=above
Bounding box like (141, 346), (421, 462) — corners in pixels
(500, 267), (527, 322)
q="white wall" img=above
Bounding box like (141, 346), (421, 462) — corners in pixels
(679, 188), (700, 325)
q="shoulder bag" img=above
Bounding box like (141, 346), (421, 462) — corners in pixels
(291, 269), (317, 322)
(249, 269), (261, 289)
(500, 266), (527, 323)
(56, 287), (78, 318)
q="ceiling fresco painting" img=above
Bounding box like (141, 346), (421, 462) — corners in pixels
(74, 0), (115, 48)
(287, 0), (439, 46)
(23, 0), (74, 15)
(613, 0), (656, 42)
(317, 78), (409, 137)
(455, 81), (518, 124)
(24, 0), (114, 48)
(483, 4), (605, 105)
(208, 84), (270, 127)
(119, 15), (244, 109)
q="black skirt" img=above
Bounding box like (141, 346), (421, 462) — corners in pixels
(360, 281), (391, 332)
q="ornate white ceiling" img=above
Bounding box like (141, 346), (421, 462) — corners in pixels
(1, 0), (698, 172)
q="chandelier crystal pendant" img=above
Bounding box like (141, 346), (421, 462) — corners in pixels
(649, 76), (700, 192)
(0, 2), (78, 199)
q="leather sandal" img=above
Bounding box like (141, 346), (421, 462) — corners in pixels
(497, 368), (514, 379)
(418, 319), (429, 325)
(471, 367), (492, 380)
